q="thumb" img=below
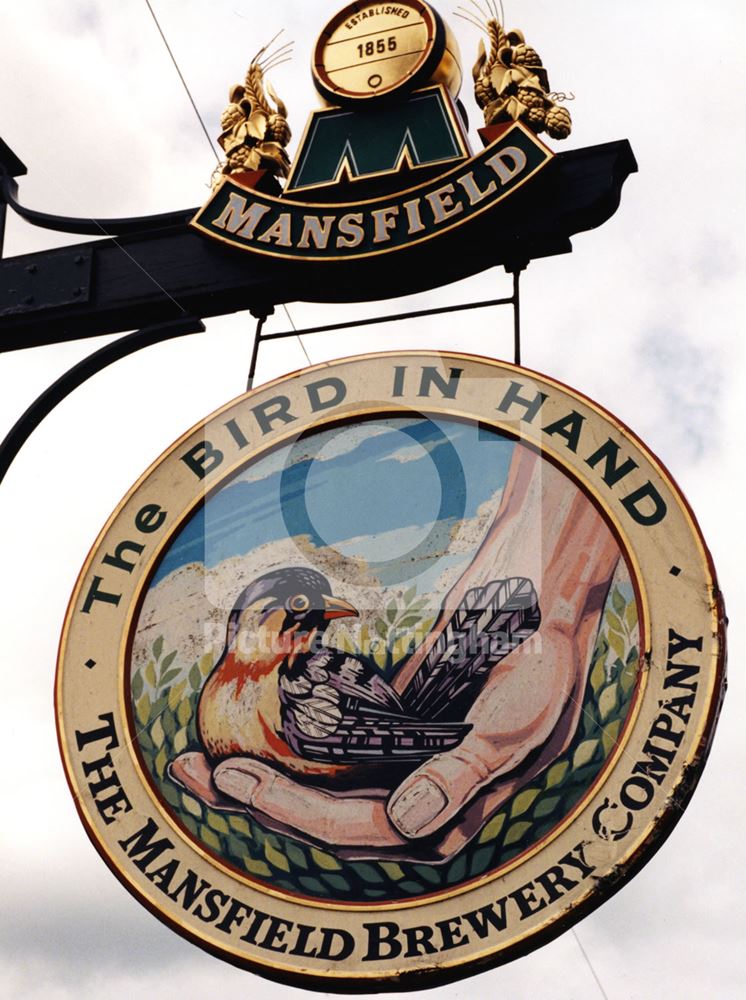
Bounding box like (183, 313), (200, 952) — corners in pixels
(387, 742), (496, 840)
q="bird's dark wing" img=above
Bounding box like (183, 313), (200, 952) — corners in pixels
(280, 649), (470, 764)
(401, 577), (541, 721)
(284, 713), (472, 765)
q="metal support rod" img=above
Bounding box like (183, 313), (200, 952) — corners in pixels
(0, 317), (204, 487)
(247, 313), (267, 391)
(246, 285), (527, 390)
(257, 295), (516, 344)
(513, 269), (522, 367)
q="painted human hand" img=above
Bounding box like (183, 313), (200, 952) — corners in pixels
(207, 624), (580, 860)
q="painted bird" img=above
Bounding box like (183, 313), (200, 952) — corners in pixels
(196, 566), (540, 787)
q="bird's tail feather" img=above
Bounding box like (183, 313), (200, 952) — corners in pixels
(401, 577), (541, 721)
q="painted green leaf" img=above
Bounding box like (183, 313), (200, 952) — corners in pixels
(608, 630), (626, 660)
(601, 719), (622, 757)
(352, 862), (385, 884)
(375, 619), (389, 641)
(395, 615), (424, 630)
(598, 682), (620, 722)
(510, 786), (541, 819)
(386, 600), (398, 624)
(182, 794), (203, 820)
(131, 671), (144, 702)
(161, 782), (181, 809)
(189, 663), (202, 691)
(160, 668), (181, 689)
(533, 794), (562, 821)
(162, 711), (177, 741)
(626, 600), (638, 630)
(168, 679), (187, 712)
(151, 717), (165, 749)
(226, 834), (249, 861)
(447, 854), (468, 884)
(182, 815), (199, 838)
(590, 653), (607, 695)
(379, 862), (406, 881)
(245, 857), (273, 879)
(406, 598), (429, 616)
(286, 843), (309, 870)
(298, 876), (327, 895)
(310, 847), (341, 871)
(503, 821), (532, 847)
(469, 846), (495, 877)
(136, 693), (152, 727)
(152, 636), (164, 661)
(545, 760), (570, 788)
(144, 660), (157, 689)
(399, 881), (426, 895)
(606, 611), (623, 634)
(207, 811), (230, 835)
(199, 825), (222, 852)
(264, 840), (290, 873)
(229, 815), (252, 837)
(321, 873), (351, 893)
(612, 588), (626, 616)
(478, 811), (507, 844)
(159, 650), (178, 676)
(200, 652), (215, 676)
(621, 660), (638, 696)
(404, 586), (417, 606)
(573, 739), (600, 770)
(412, 864), (443, 885)
(155, 747), (168, 779)
(177, 699), (193, 727)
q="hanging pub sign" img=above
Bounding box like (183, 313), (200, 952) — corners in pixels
(53, 0), (726, 992)
(57, 353), (726, 991)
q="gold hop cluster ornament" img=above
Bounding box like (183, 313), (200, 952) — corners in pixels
(215, 32), (293, 184)
(457, 0), (573, 140)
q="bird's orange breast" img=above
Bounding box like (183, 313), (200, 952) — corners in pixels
(197, 653), (349, 779)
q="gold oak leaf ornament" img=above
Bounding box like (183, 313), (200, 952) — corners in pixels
(215, 32), (293, 184)
(456, 0), (573, 139)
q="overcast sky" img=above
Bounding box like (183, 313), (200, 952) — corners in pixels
(1, 1), (744, 998)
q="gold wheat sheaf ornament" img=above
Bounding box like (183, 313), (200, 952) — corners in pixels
(214, 31), (294, 185)
(456, 0), (573, 139)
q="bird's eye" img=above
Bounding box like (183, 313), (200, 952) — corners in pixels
(289, 594), (310, 613)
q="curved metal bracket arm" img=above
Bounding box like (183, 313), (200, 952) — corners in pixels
(0, 174), (195, 238)
(0, 317), (204, 486)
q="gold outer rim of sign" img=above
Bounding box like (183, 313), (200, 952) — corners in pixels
(312, 0), (439, 103)
(117, 410), (649, 913)
(284, 84), (471, 195)
(55, 352), (726, 990)
(191, 119), (554, 263)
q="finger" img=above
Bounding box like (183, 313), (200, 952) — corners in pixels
(213, 759), (408, 849)
(387, 740), (498, 840)
(168, 751), (244, 812)
(388, 639), (576, 840)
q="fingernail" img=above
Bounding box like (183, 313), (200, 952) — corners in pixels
(214, 765), (260, 804)
(388, 777), (448, 839)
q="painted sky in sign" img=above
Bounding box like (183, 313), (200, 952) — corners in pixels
(152, 418), (514, 585)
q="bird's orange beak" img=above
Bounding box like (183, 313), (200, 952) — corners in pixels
(322, 594), (358, 620)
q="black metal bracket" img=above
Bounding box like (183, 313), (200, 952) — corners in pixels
(0, 317), (204, 486)
(0, 136), (638, 351)
(245, 281), (527, 388)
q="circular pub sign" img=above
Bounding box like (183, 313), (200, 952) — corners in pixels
(57, 353), (726, 990)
